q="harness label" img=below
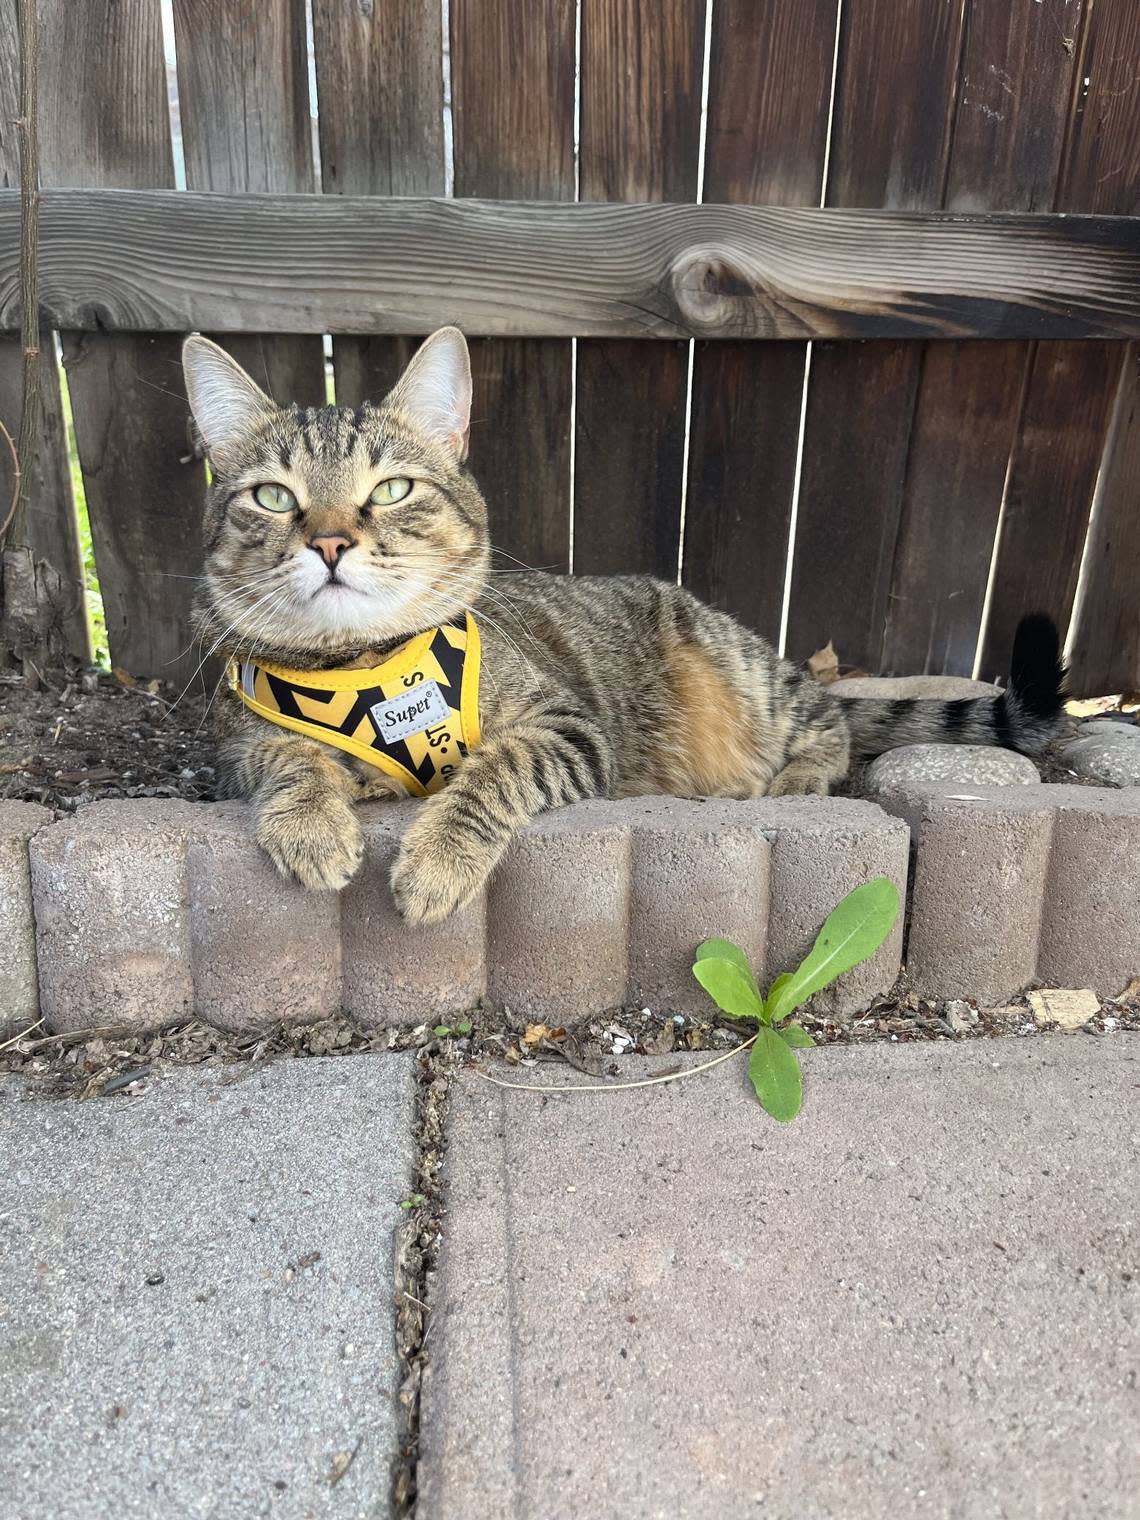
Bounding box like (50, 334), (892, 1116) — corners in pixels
(370, 679), (449, 742)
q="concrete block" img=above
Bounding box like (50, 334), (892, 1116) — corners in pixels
(187, 805), (342, 1031)
(885, 784), (1055, 1004)
(623, 797), (770, 1015)
(0, 802), (51, 1029)
(0, 1056), (417, 1520)
(882, 782), (1140, 1002)
(487, 800), (631, 1020)
(1037, 786), (1140, 995)
(420, 1041), (1138, 1520)
(341, 803), (486, 1026)
(30, 801), (202, 1033)
(746, 798), (909, 1017)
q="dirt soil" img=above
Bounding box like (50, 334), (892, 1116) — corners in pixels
(0, 670), (216, 810)
(2, 671), (1132, 813)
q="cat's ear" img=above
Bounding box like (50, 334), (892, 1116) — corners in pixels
(181, 335), (275, 467)
(386, 326), (472, 459)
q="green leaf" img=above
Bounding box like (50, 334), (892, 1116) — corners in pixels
(748, 1026), (803, 1122)
(763, 972), (793, 1023)
(778, 1022), (815, 1049)
(433, 1024), (452, 1038)
(766, 878), (900, 1026)
(399, 1193), (427, 1211)
(695, 938), (761, 1000)
(455, 1020), (473, 1035)
(691, 957), (764, 1021)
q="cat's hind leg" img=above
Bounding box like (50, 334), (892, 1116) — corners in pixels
(767, 714), (851, 797)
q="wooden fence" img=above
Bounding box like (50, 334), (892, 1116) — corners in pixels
(1, 0), (1138, 695)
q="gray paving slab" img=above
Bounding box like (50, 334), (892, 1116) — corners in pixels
(420, 1038), (1140, 1520)
(0, 1055), (417, 1520)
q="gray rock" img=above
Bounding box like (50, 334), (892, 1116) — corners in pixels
(1061, 733), (1140, 787)
(0, 1056), (417, 1520)
(834, 674), (1000, 700)
(1080, 717), (1140, 738)
(945, 999), (978, 1033)
(862, 743), (1040, 798)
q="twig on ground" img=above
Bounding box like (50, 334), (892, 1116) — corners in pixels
(473, 1034), (755, 1095)
(0, 1015), (44, 1054)
(328, 1438), (363, 1488)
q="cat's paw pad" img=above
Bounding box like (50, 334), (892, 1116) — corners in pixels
(390, 806), (496, 925)
(256, 798), (363, 891)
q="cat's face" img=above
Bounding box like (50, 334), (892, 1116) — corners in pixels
(182, 328), (489, 656)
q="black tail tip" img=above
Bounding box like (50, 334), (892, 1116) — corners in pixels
(1010, 612), (1066, 720)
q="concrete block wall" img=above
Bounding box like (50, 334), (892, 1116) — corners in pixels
(5, 796), (907, 1032)
(879, 783), (1140, 1003)
(3, 786), (1136, 1034)
(0, 802), (51, 1030)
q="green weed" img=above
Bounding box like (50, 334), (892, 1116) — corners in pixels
(692, 878), (900, 1122)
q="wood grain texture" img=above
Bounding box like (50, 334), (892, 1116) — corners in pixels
(0, 0), (87, 660)
(173, 0), (324, 406)
(1062, 0), (1140, 693)
(39, 0), (204, 681)
(4, 192), (1139, 340)
(682, 0), (838, 642)
(574, 0), (704, 579)
(981, 0), (1140, 682)
(452, 0), (574, 574)
(1067, 346), (1140, 695)
(880, 0), (1087, 675)
(63, 330), (207, 680)
(977, 339), (1123, 683)
(311, 0), (443, 409)
(785, 0), (967, 668)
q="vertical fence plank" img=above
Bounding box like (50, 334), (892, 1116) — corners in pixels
(879, 0), (1086, 676)
(451, 0), (575, 573)
(680, 0), (837, 642)
(1057, 0), (1140, 697)
(311, 0), (442, 407)
(43, 0), (203, 681)
(784, 0), (966, 669)
(978, 0), (1137, 682)
(574, 0), (704, 579)
(0, 0), (88, 663)
(1068, 348), (1140, 696)
(173, 0), (324, 407)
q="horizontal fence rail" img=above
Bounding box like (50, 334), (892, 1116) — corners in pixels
(1, 192), (1139, 341)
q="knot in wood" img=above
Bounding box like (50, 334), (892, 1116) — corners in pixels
(668, 246), (772, 338)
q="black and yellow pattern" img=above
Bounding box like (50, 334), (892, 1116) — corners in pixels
(228, 615), (482, 797)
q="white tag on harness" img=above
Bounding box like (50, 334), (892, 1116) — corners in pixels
(369, 679), (449, 742)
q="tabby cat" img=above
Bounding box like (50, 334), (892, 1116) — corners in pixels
(182, 328), (1065, 925)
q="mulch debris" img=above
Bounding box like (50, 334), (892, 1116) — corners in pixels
(0, 668), (216, 810)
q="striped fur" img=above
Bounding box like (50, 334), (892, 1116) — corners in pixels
(183, 331), (1066, 923)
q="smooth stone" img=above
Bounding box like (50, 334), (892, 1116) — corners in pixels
(862, 743), (1040, 798)
(1060, 735), (1140, 787)
(1078, 718), (1140, 742)
(834, 675), (1000, 700)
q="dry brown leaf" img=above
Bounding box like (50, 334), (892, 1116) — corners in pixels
(522, 1023), (566, 1047)
(806, 642), (839, 684)
(112, 666), (137, 689)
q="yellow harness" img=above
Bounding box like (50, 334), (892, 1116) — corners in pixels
(228, 614), (482, 797)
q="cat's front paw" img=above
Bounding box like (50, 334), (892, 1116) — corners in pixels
(255, 794), (364, 891)
(390, 802), (500, 925)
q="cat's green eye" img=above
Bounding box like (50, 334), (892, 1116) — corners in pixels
(254, 483), (298, 513)
(369, 477), (413, 506)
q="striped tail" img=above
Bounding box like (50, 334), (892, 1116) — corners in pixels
(839, 614), (1068, 759)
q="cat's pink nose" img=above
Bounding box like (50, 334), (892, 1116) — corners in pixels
(309, 534), (354, 568)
